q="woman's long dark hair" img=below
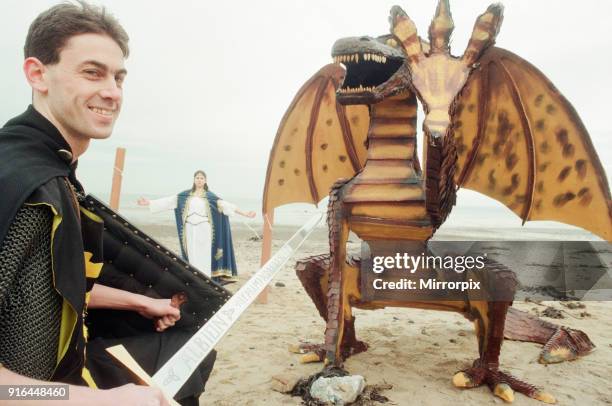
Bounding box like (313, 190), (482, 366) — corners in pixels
(191, 169), (209, 192)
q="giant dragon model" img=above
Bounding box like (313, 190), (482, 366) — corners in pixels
(262, 1), (611, 403)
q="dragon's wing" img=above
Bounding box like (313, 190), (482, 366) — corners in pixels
(263, 64), (369, 212)
(453, 47), (611, 240)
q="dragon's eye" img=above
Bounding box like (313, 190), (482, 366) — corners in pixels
(386, 38), (398, 48)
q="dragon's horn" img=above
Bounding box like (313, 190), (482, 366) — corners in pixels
(462, 4), (504, 66)
(428, 0), (454, 53)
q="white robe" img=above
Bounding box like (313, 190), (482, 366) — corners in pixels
(149, 195), (236, 277)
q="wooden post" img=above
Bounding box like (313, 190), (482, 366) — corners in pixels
(109, 147), (126, 211)
(256, 210), (274, 304)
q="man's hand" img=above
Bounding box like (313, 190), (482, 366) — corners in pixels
(138, 297), (181, 332)
(105, 384), (170, 406)
(89, 284), (181, 332)
(0, 367), (171, 406)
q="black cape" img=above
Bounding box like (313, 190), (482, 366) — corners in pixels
(0, 106), (89, 383)
(0, 105), (81, 244)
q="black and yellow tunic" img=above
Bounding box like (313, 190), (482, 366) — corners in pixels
(0, 106), (101, 385)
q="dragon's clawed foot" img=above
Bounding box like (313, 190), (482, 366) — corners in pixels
(289, 336), (368, 364)
(288, 343), (326, 363)
(452, 360), (556, 404)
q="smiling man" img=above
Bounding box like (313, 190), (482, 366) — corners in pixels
(28, 34), (127, 152)
(0, 2), (211, 405)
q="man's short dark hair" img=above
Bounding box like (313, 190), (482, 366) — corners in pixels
(24, 1), (129, 65)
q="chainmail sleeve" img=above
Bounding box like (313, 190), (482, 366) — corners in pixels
(0, 204), (62, 380)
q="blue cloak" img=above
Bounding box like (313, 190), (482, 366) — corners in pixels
(174, 190), (238, 279)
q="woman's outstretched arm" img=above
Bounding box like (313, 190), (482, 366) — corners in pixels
(217, 200), (255, 218)
(137, 195), (177, 213)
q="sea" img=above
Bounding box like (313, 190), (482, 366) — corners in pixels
(88, 192), (603, 241)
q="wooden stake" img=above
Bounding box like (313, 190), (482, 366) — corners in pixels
(109, 147), (126, 210)
(256, 210), (274, 304)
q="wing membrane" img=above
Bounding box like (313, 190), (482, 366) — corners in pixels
(263, 64), (369, 212)
(454, 47), (611, 240)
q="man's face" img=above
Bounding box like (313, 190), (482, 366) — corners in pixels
(43, 33), (126, 141)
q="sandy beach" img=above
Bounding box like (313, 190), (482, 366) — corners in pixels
(137, 223), (612, 406)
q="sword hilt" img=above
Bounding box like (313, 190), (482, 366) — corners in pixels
(106, 345), (180, 406)
(153, 292), (188, 329)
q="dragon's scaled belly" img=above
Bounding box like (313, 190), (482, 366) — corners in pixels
(342, 93), (434, 240)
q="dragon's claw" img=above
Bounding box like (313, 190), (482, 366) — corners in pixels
(451, 371), (475, 388)
(289, 343), (326, 363)
(300, 353), (324, 364)
(493, 383), (515, 403)
(453, 361), (556, 404)
(535, 391), (557, 404)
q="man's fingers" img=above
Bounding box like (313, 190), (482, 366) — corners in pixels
(462, 3), (504, 66)
(169, 306), (180, 319)
(156, 320), (167, 332)
(156, 315), (176, 331)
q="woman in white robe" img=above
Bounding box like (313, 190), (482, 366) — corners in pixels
(138, 170), (255, 280)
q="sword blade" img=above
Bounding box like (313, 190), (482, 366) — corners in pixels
(151, 211), (324, 397)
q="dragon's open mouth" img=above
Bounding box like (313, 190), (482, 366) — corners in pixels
(333, 52), (403, 94)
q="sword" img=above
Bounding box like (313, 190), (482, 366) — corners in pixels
(107, 211), (324, 401)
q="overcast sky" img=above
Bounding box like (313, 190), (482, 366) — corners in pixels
(1, 0), (611, 212)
